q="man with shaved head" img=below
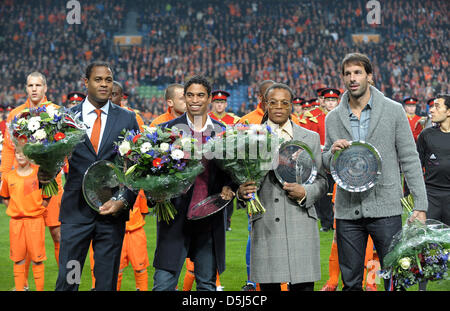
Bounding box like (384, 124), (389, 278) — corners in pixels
(150, 83), (186, 126)
(1, 72), (63, 289)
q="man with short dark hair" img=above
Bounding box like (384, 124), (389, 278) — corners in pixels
(152, 75), (235, 291)
(417, 94), (450, 226)
(416, 94), (450, 291)
(322, 53), (428, 291)
(56, 61), (140, 291)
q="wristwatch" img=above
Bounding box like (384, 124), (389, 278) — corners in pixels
(112, 195), (129, 209)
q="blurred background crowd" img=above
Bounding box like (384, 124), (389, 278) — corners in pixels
(0, 0), (448, 124)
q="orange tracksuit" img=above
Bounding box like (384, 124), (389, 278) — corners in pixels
(1, 98), (63, 266)
(150, 107), (176, 127)
(0, 166), (47, 291)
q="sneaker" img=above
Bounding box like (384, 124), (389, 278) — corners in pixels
(216, 286), (224, 291)
(320, 227), (332, 232)
(320, 283), (337, 291)
(241, 283), (256, 291)
(365, 284), (377, 291)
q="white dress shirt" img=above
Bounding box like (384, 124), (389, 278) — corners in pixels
(186, 114), (214, 132)
(82, 97), (110, 148)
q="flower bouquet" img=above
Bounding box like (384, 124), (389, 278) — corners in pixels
(380, 194), (450, 290)
(203, 123), (279, 215)
(9, 102), (87, 196)
(113, 126), (204, 223)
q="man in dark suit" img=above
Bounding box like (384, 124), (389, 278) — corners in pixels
(55, 62), (139, 291)
(153, 75), (235, 291)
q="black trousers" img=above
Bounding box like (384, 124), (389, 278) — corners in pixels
(336, 216), (402, 291)
(314, 174), (334, 229)
(259, 282), (314, 291)
(426, 186), (450, 226)
(55, 218), (126, 291)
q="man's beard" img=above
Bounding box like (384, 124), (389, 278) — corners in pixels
(348, 83), (367, 99)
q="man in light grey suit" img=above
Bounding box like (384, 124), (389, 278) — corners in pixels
(238, 83), (327, 291)
(322, 53), (427, 291)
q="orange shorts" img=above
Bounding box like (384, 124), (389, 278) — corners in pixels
(186, 258), (194, 271)
(9, 216), (46, 263)
(119, 227), (149, 271)
(43, 190), (62, 227)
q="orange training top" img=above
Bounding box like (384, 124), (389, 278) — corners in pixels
(0, 166), (45, 218)
(150, 107), (176, 127)
(0, 97), (58, 173)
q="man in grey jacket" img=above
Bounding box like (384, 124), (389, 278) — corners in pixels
(322, 53), (427, 291)
(238, 83), (327, 291)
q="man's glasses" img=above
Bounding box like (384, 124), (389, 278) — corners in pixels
(267, 100), (291, 108)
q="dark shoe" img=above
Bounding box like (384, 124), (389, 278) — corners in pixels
(241, 283), (256, 291)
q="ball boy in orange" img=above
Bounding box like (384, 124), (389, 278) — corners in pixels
(0, 149), (49, 291)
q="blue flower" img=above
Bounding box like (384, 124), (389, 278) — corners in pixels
(53, 114), (62, 122)
(146, 131), (158, 144)
(174, 161), (186, 171)
(161, 155), (169, 164)
(37, 106), (46, 113)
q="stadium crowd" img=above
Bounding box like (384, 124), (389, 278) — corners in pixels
(0, 0), (448, 125)
(0, 0), (449, 293)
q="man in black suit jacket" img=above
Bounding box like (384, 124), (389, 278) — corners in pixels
(153, 75), (235, 291)
(55, 62), (139, 291)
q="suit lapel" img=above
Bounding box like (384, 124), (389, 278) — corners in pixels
(292, 121), (308, 142)
(71, 101), (97, 156)
(98, 102), (116, 156)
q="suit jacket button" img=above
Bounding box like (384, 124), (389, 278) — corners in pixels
(274, 198), (279, 203)
(275, 217), (280, 222)
(355, 210), (359, 215)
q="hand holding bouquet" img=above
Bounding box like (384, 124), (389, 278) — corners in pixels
(380, 195), (450, 290)
(9, 102), (87, 196)
(114, 126), (204, 223)
(203, 123), (279, 215)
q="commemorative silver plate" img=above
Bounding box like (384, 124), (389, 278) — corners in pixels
(82, 160), (122, 212)
(330, 141), (382, 192)
(274, 140), (317, 185)
(186, 193), (232, 220)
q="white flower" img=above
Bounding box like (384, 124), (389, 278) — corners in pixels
(171, 149), (185, 160)
(27, 117), (41, 132)
(145, 126), (157, 134)
(251, 124), (263, 131)
(46, 105), (60, 119)
(159, 142), (170, 152)
(140, 142), (152, 154)
(118, 141), (131, 156)
(17, 118), (27, 126)
(33, 129), (47, 141)
(398, 257), (411, 270)
(180, 137), (192, 148)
